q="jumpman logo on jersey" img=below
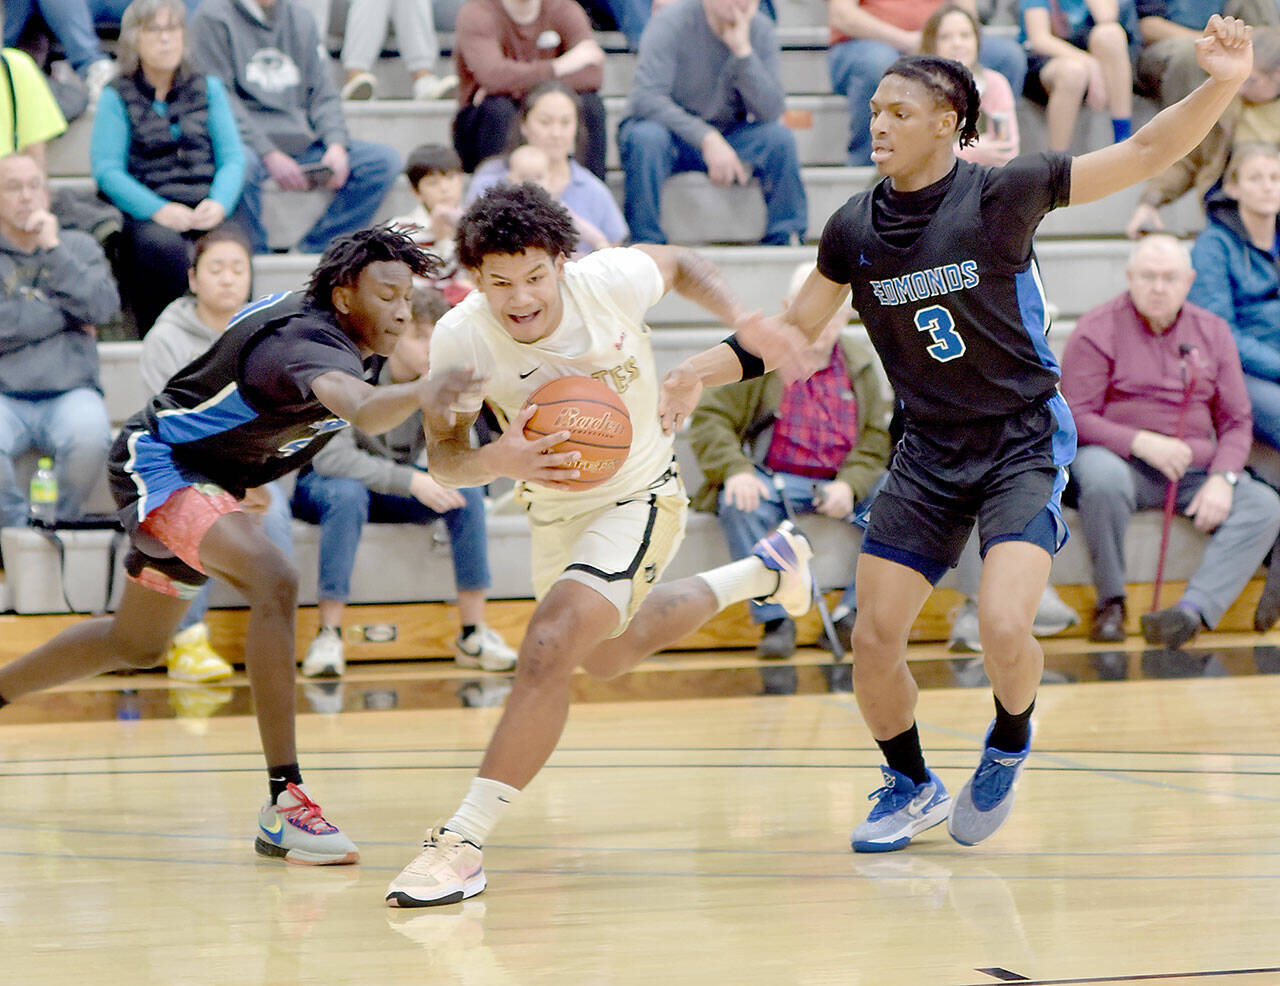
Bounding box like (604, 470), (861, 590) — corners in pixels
(859, 252), (872, 267)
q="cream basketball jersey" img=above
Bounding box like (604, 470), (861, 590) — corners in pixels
(429, 248), (674, 514)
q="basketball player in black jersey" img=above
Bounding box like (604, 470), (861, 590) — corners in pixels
(0, 226), (481, 865)
(660, 15), (1254, 851)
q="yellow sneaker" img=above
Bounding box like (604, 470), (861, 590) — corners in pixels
(165, 622), (234, 683)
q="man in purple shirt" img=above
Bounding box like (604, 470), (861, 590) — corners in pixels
(1062, 233), (1280, 646)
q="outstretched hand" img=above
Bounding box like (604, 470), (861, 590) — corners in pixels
(1196, 14), (1253, 85)
(420, 367), (487, 433)
(658, 363), (703, 435)
(735, 311), (816, 384)
(490, 405), (581, 488)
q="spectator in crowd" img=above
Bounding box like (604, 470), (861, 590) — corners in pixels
(190, 0), (400, 254)
(826, 0), (1026, 166)
(1126, 25), (1280, 238)
(3, 0), (118, 104)
(0, 30), (67, 170)
(1061, 234), (1280, 646)
(92, 0), (246, 336)
(140, 226), (296, 681)
(1187, 143), (1280, 455)
(389, 142), (473, 305)
(451, 0), (607, 179)
(467, 80), (626, 255)
(1137, 1), (1278, 105)
(0, 152), (116, 528)
(339, 0), (458, 102)
(946, 536), (1081, 652)
(1019, 0), (1139, 152)
(689, 262), (890, 658)
(920, 2), (1019, 166)
(618, 0), (807, 246)
(291, 285), (518, 677)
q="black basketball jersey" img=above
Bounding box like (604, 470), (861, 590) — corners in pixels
(119, 291), (372, 497)
(817, 153), (1073, 426)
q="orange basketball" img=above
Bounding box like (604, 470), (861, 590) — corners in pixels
(522, 375), (632, 489)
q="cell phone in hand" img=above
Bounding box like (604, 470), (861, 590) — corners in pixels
(300, 162), (334, 189)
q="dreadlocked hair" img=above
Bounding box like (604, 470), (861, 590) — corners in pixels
(884, 54), (981, 150)
(305, 225), (442, 311)
(456, 182), (577, 271)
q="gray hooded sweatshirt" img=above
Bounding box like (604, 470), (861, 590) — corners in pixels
(190, 0), (347, 159)
(0, 229), (116, 396)
(141, 295), (221, 394)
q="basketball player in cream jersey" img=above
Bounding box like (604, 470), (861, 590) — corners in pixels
(386, 183), (815, 908)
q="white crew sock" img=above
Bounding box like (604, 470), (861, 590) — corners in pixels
(443, 776), (520, 846)
(697, 556), (779, 611)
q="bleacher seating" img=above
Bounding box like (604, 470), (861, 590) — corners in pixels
(4, 0), (1248, 623)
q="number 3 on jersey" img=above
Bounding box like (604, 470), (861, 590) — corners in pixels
(914, 304), (965, 363)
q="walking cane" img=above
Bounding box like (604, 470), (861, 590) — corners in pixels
(1151, 343), (1198, 612)
(768, 471), (846, 661)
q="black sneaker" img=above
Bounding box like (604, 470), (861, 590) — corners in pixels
(756, 617), (796, 660)
(1089, 599), (1126, 643)
(817, 609), (856, 654)
(1139, 605), (1202, 649)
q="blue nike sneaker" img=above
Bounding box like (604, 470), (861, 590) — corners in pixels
(255, 783), (359, 865)
(851, 766), (951, 853)
(947, 721), (1032, 847)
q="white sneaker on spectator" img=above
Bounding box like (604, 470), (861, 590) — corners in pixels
(1032, 584), (1080, 637)
(85, 57), (117, 108)
(948, 599), (982, 653)
(341, 71), (376, 100)
(453, 624), (517, 672)
(412, 72), (459, 101)
(302, 627), (345, 677)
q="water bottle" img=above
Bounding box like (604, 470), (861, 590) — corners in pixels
(28, 456), (57, 528)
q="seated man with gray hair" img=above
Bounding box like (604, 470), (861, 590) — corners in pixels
(1061, 233), (1280, 646)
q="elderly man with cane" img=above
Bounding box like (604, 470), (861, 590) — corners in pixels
(1062, 234), (1280, 647)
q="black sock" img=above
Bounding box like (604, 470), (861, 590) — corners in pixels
(762, 617), (787, 633)
(461, 624), (477, 639)
(876, 723), (929, 786)
(989, 696), (1035, 753)
(268, 763), (303, 802)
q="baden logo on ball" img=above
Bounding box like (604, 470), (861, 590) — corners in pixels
(522, 376), (633, 489)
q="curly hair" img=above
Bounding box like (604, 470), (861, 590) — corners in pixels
(455, 183), (577, 271)
(305, 225), (442, 311)
(884, 54), (981, 150)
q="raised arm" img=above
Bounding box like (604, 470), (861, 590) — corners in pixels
(1070, 15), (1252, 205)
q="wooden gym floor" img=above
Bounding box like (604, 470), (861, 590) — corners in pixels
(3, 600), (1280, 985)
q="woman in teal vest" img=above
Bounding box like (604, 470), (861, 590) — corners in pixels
(91, 0), (245, 335)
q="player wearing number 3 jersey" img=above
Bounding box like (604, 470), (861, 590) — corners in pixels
(660, 16), (1255, 852)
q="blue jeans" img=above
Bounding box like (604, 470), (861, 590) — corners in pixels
(3, 0), (117, 70)
(177, 480), (295, 631)
(618, 118), (807, 245)
(828, 33), (1027, 165)
(716, 467), (858, 624)
(1245, 373), (1280, 453)
(0, 388), (111, 527)
(291, 469), (491, 602)
(238, 140), (401, 254)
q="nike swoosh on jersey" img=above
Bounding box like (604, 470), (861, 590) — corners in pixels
(518, 367), (539, 379)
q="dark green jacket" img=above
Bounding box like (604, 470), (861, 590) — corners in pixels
(687, 334), (891, 513)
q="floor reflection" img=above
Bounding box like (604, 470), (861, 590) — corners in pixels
(14, 639), (1280, 725)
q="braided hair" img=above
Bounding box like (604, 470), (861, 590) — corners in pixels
(305, 225), (442, 311)
(883, 54), (981, 149)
